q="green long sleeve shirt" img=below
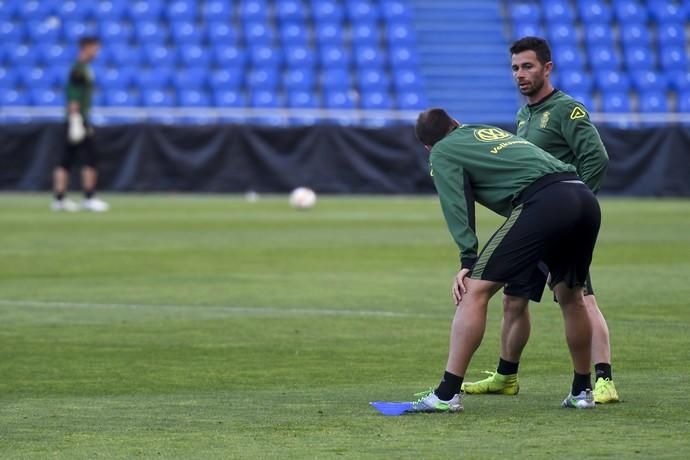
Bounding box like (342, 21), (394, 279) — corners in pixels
(66, 61), (94, 121)
(430, 124), (576, 269)
(516, 90), (608, 193)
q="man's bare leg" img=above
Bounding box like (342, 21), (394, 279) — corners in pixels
(501, 295), (531, 363)
(53, 167), (69, 197)
(81, 166), (97, 197)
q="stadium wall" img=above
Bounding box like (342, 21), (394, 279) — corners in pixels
(1, 124), (689, 196)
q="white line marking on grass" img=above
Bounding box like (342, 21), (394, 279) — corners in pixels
(0, 299), (444, 319)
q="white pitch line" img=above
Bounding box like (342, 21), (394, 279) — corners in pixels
(0, 299), (444, 320)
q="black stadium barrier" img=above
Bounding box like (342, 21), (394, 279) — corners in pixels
(1, 123), (689, 196)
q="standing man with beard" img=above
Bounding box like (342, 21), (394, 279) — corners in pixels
(462, 37), (619, 404)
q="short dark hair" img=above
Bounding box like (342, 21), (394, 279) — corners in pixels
(510, 36), (552, 65)
(415, 108), (455, 147)
(79, 36), (100, 47)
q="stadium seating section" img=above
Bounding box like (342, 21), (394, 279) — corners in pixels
(0, 0), (424, 124)
(508, 0), (690, 114)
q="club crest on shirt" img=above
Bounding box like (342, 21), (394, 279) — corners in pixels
(540, 111), (550, 128)
(473, 128), (512, 142)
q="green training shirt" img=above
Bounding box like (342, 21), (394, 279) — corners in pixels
(66, 61), (94, 121)
(516, 89), (608, 193)
(430, 124), (576, 269)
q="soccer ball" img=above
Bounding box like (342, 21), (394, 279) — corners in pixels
(289, 187), (317, 210)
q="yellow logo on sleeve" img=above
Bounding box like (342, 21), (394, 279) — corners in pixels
(473, 128), (513, 142)
(570, 106), (587, 120)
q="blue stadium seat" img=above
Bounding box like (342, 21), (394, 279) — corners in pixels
(48, 64), (69, 87)
(247, 67), (279, 90)
(393, 69), (422, 91)
(130, 0), (164, 21)
(669, 71), (690, 92)
(104, 89), (140, 106)
(135, 21), (168, 45)
(10, 44), (36, 67)
(100, 20), (133, 44)
(397, 91), (424, 110)
(244, 21), (275, 45)
(167, 0), (197, 22)
(620, 23), (650, 46)
(624, 45), (656, 70)
(320, 68), (351, 91)
(584, 23), (614, 47)
(214, 45), (247, 68)
(0, 67), (17, 87)
(213, 90), (246, 107)
(208, 21), (239, 44)
(638, 91), (668, 112)
(63, 21), (97, 42)
(588, 45), (621, 70)
(0, 1), (20, 20)
(649, 0), (686, 22)
(553, 45), (585, 70)
(601, 91), (631, 112)
(143, 44), (176, 67)
(386, 22), (415, 44)
(276, 0), (305, 21)
(354, 45), (384, 68)
(510, 3), (542, 22)
(543, 0), (575, 22)
(142, 89), (175, 107)
(660, 45), (689, 71)
(512, 22), (545, 40)
(324, 90), (355, 109)
(381, 0), (411, 21)
(58, 1), (94, 21)
(100, 67), (135, 89)
(287, 90), (319, 108)
(346, 0), (379, 23)
(209, 69), (243, 90)
(249, 45), (282, 67)
(351, 23), (379, 47)
(173, 68), (208, 90)
(358, 68), (389, 91)
(315, 22), (343, 45)
(657, 22), (686, 46)
(17, 66), (55, 88)
(250, 89), (281, 107)
(280, 23), (309, 46)
(171, 21), (202, 45)
(105, 44), (142, 66)
(284, 68), (315, 91)
(560, 69), (594, 93)
(360, 91), (392, 110)
(630, 70), (668, 92)
(312, 0), (344, 23)
(37, 44), (73, 65)
(548, 23), (577, 45)
(595, 69), (631, 91)
(677, 91), (690, 112)
(30, 88), (64, 106)
(178, 89), (210, 107)
(285, 45), (315, 68)
(94, 1), (128, 21)
(137, 68), (173, 90)
(202, 0), (233, 21)
(613, 0), (648, 23)
(578, 0), (612, 23)
(0, 89), (28, 105)
(178, 45), (211, 67)
(19, 1), (53, 20)
(27, 20), (61, 42)
(567, 91), (595, 110)
(239, 0), (268, 21)
(320, 45), (350, 69)
(389, 45), (417, 69)
(0, 20), (22, 42)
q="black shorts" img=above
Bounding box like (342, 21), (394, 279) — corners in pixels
(470, 174), (601, 295)
(59, 122), (97, 169)
(503, 266), (595, 303)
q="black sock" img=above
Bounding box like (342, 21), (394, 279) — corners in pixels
(55, 192), (65, 201)
(594, 363), (612, 380)
(571, 371), (592, 395)
(434, 370), (463, 401)
(85, 190), (94, 199)
(497, 357), (519, 376)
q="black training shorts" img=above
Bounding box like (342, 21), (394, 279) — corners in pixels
(470, 176), (601, 293)
(504, 265), (596, 303)
(59, 122), (97, 169)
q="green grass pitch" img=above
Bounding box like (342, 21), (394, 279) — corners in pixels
(1, 194), (689, 459)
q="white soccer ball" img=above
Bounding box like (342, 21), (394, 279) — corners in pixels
(289, 187), (317, 210)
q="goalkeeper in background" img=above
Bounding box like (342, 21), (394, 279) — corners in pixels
(51, 36), (109, 212)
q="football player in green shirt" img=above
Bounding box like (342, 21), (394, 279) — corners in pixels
(462, 37), (619, 404)
(51, 36), (109, 212)
(405, 109), (601, 412)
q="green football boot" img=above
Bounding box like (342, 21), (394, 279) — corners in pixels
(461, 371), (520, 395)
(593, 378), (620, 404)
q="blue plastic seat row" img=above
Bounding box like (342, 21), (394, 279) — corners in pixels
(510, 0), (690, 24)
(558, 69), (690, 93)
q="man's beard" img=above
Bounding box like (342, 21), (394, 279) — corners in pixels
(522, 78), (545, 97)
